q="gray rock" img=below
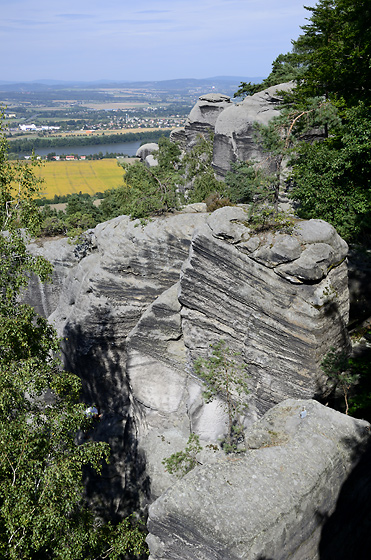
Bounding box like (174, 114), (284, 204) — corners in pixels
(179, 207), (350, 419)
(147, 399), (370, 560)
(26, 209), (351, 516)
(145, 154), (158, 167)
(212, 83), (293, 177)
(185, 93), (232, 147)
(136, 142), (159, 161)
(25, 237), (76, 317)
(207, 205), (250, 243)
(170, 128), (187, 150)
(181, 202), (208, 213)
(46, 212), (209, 513)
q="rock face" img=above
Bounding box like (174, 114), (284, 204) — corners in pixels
(179, 208), (349, 423)
(27, 208), (351, 511)
(24, 237), (77, 318)
(184, 93), (232, 147)
(40, 212), (209, 514)
(147, 399), (370, 560)
(212, 83), (293, 177)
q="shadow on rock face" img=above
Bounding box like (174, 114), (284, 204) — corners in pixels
(319, 427), (371, 560)
(62, 318), (151, 521)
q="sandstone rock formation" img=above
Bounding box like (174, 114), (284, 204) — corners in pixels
(212, 83), (292, 177)
(27, 207), (351, 509)
(169, 128), (187, 150)
(147, 398), (370, 560)
(178, 84), (292, 178)
(179, 208), (349, 424)
(136, 142), (159, 162)
(184, 93), (232, 147)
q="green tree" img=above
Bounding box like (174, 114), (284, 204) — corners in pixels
(291, 102), (371, 241)
(293, 0), (371, 106)
(321, 348), (360, 415)
(0, 113), (147, 559)
(183, 134), (226, 204)
(234, 50), (305, 99)
(101, 160), (179, 222)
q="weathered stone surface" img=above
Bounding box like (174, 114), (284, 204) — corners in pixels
(145, 154), (158, 167)
(44, 212), (209, 513)
(179, 208), (350, 420)
(136, 142), (159, 161)
(185, 93), (232, 147)
(212, 83), (293, 177)
(25, 237), (76, 317)
(170, 128), (187, 150)
(26, 209), (351, 513)
(147, 399), (370, 560)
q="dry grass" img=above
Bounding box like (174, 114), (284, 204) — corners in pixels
(36, 158), (125, 198)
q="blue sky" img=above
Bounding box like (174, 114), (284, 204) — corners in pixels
(2, 0), (314, 82)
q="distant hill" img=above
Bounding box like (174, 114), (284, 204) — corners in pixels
(0, 76), (264, 96)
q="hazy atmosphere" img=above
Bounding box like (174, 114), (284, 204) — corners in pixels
(2, 0), (311, 82)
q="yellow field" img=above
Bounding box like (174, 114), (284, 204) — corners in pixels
(36, 159), (125, 198)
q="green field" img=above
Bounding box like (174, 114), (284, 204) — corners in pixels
(36, 159), (125, 198)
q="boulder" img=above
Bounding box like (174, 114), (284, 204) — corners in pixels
(145, 154), (158, 167)
(147, 399), (370, 560)
(136, 142), (159, 161)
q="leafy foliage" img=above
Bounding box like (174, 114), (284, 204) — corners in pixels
(234, 50), (306, 98)
(293, 0), (371, 106)
(100, 138), (182, 222)
(162, 433), (203, 478)
(183, 134), (222, 203)
(194, 340), (249, 453)
(321, 348), (360, 415)
(291, 103), (371, 241)
(225, 160), (276, 206)
(0, 112), (148, 559)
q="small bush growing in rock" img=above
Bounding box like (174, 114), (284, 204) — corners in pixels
(194, 340), (249, 453)
(162, 433), (203, 478)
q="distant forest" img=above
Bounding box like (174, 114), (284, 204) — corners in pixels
(7, 130), (171, 154)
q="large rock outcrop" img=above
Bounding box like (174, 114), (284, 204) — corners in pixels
(184, 93), (232, 147)
(212, 83), (292, 177)
(27, 208), (351, 509)
(179, 208), (349, 423)
(147, 399), (370, 560)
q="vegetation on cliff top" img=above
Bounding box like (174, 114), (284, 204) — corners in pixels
(234, 0), (371, 244)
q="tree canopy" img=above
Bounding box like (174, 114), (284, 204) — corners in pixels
(0, 113), (147, 559)
(231, 0), (371, 243)
(293, 0), (371, 106)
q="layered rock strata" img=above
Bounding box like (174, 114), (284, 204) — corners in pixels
(184, 93), (232, 147)
(179, 208), (349, 422)
(27, 208), (350, 509)
(147, 399), (370, 560)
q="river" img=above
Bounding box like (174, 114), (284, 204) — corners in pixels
(18, 140), (142, 158)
